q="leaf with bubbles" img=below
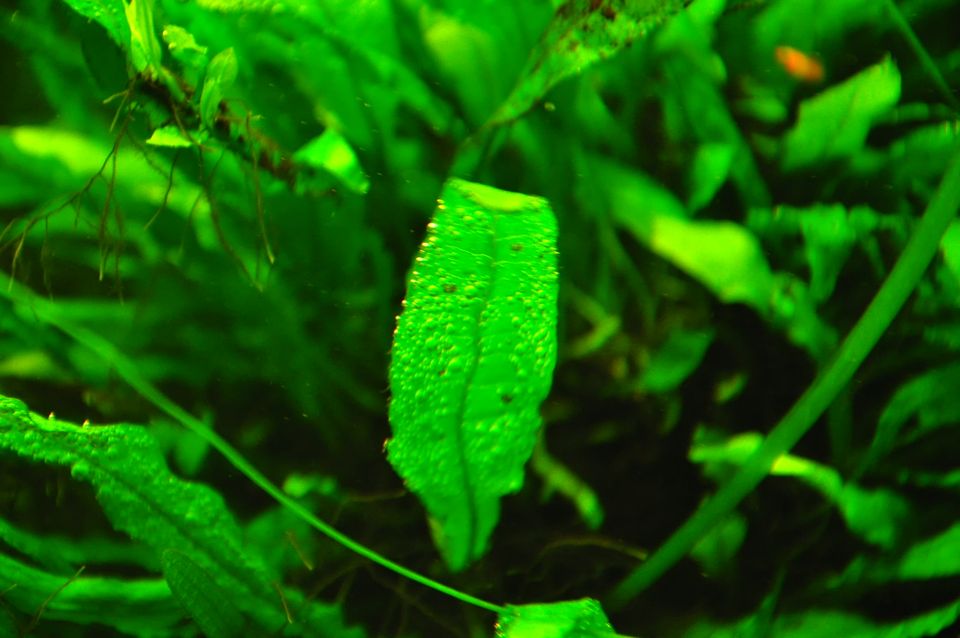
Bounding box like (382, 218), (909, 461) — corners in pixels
(387, 179), (559, 571)
(496, 598), (618, 638)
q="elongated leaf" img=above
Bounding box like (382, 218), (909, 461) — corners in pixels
(0, 396), (362, 637)
(124, 0), (164, 78)
(487, 0), (686, 126)
(200, 48), (239, 130)
(496, 598), (617, 638)
(161, 549), (244, 638)
(387, 179), (559, 571)
(0, 549), (182, 634)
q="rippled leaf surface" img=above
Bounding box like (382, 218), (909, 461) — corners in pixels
(496, 598), (617, 638)
(387, 179), (559, 571)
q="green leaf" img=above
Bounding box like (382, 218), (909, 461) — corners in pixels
(161, 549), (245, 638)
(686, 143), (735, 211)
(0, 395), (361, 637)
(60, 0), (131, 48)
(496, 598), (617, 638)
(690, 431), (911, 549)
(687, 599), (960, 638)
(200, 47), (239, 130)
(146, 124), (196, 147)
(387, 179), (559, 571)
(487, 0), (686, 127)
(636, 328), (714, 393)
(868, 362), (960, 465)
(0, 550), (183, 634)
(123, 0), (164, 79)
(294, 129), (370, 194)
(782, 57), (901, 170)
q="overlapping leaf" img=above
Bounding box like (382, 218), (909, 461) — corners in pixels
(0, 395), (362, 637)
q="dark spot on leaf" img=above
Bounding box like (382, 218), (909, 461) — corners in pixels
(444, 283), (458, 293)
(500, 394), (514, 404)
(511, 243), (523, 252)
(601, 5), (616, 20)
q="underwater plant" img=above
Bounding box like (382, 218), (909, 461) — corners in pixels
(1, 0), (959, 636)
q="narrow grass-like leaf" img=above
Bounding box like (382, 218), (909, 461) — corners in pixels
(387, 179), (559, 571)
(496, 598), (617, 638)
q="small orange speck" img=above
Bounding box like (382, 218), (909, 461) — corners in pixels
(775, 46), (824, 83)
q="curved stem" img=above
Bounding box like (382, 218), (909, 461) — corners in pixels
(1, 282), (506, 616)
(607, 141), (960, 609)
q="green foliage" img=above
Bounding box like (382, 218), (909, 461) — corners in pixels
(496, 598), (616, 638)
(1, 0), (960, 636)
(387, 179), (559, 571)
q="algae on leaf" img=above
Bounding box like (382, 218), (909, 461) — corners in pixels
(387, 179), (559, 571)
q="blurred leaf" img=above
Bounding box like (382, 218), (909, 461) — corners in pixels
(487, 0), (686, 127)
(691, 431), (911, 549)
(868, 362), (960, 465)
(145, 124), (195, 147)
(60, 0), (131, 48)
(200, 47), (238, 130)
(686, 599), (960, 638)
(294, 129), (370, 194)
(690, 512), (747, 577)
(636, 328), (714, 393)
(782, 58), (901, 170)
(386, 179), (559, 571)
(687, 143), (735, 211)
(124, 0), (164, 79)
(497, 598), (616, 638)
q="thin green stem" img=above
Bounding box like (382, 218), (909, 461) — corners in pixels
(884, 0), (960, 113)
(606, 141), (960, 609)
(1, 283), (506, 616)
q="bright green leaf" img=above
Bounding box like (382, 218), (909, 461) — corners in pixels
(124, 0), (164, 78)
(60, 0), (131, 48)
(497, 598), (617, 638)
(782, 57), (901, 170)
(687, 143), (735, 211)
(146, 124), (195, 148)
(200, 47), (239, 130)
(294, 129), (370, 194)
(386, 179), (559, 571)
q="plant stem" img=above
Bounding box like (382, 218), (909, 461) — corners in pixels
(1, 282), (506, 616)
(606, 141), (960, 609)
